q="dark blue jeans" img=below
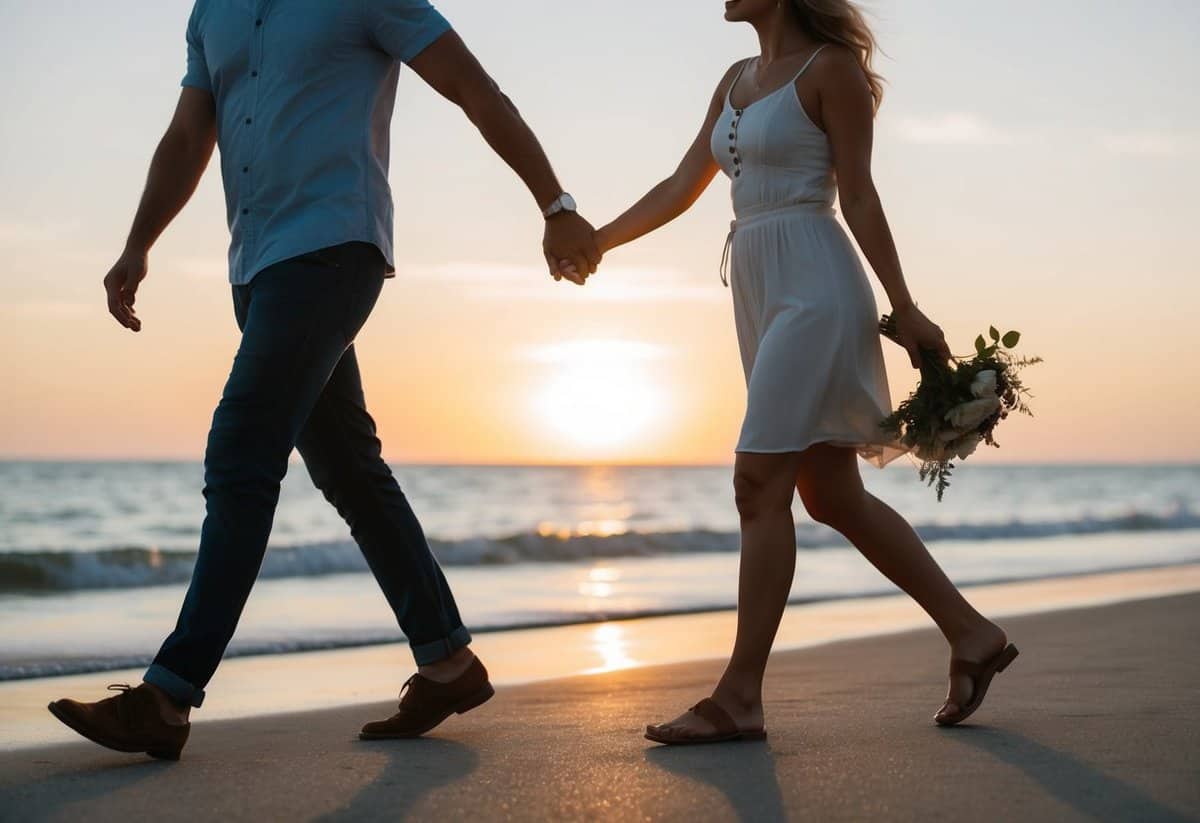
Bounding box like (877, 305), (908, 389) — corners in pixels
(145, 242), (470, 708)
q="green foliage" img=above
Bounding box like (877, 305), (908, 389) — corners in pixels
(878, 315), (1041, 501)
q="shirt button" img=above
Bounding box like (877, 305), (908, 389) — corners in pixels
(255, 18), (262, 26)
(242, 208), (249, 215)
(245, 117), (252, 124)
(251, 70), (258, 77)
(242, 166), (249, 173)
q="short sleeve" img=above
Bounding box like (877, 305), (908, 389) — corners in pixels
(363, 0), (452, 63)
(181, 4), (212, 92)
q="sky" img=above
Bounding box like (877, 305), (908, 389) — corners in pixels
(1, 0), (1198, 464)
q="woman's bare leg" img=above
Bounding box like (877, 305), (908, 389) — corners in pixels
(648, 443), (1008, 737)
(650, 451), (803, 735)
(794, 444), (1007, 719)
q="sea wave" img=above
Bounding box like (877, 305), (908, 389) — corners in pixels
(2, 508), (1198, 594)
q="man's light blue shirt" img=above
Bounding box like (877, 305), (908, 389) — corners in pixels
(182, 0), (451, 284)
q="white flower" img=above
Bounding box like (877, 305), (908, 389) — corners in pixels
(970, 370), (998, 398)
(952, 433), (983, 460)
(944, 396), (1001, 430)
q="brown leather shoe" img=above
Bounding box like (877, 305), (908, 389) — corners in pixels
(360, 657), (494, 739)
(48, 684), (190, 760)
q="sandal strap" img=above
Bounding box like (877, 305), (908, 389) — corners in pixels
(949, 658), (984, 679)
(689, 698), (737, 736)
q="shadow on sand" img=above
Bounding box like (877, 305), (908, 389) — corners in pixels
(645, 740), (785, 822)
(2, 747), (176, 821)
(947, 725), (1195, 823)
(318, 738), (480, 822)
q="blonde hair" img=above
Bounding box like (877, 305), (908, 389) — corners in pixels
(790, 0), (885, 111)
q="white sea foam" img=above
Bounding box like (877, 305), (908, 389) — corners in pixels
(2, 508), (1199, 594)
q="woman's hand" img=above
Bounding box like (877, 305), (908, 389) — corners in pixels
(892, 304), (951, 368)
(556, 226), (612, 283)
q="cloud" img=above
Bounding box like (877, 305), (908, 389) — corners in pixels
(520, 340), (675, 364)
(0, 219), (83, 249)
(402, 262), (726, 304)
(1099, 131), (1196, 157)
(5, 301), (91, 318)
(893, 113), (1023, 146)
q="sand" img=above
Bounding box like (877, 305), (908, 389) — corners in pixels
(2, 583), (1198, 821)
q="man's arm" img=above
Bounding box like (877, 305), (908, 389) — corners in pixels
(407, 31), (599, 284)
(104, 87), (217, 331)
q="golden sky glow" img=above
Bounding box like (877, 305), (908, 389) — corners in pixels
(2, 1), (1198, 464)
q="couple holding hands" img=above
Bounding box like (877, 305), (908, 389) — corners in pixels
(51, 0), (1015, 759)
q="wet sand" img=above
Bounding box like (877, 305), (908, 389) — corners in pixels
(2, 577), (1198, 821)
(2, 563), (1199, 751)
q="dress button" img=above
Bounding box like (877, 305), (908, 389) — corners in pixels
(242, 208), (249, 215)
(251, 71), (258, 77)
(245, 117), (252, 124)
(255, 18), (263, 26)
(242, 166), (249, 173)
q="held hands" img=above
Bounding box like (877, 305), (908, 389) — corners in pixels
(891, 303), (951, 368)
(103, 248), (149, 332)
(543, 211), (602, 286)
(552, 227), (609, 285)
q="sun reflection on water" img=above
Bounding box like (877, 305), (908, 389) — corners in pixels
(585, 622), (638, 674)
(578, 565), (621, 598)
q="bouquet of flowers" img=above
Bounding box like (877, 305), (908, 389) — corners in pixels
(878, 315), (1042, 500)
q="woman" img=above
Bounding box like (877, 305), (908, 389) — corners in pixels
(561, 0), (1017, 744)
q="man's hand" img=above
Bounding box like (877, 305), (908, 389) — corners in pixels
(103, 248), (148, 332)
(543, 212), (600, 286)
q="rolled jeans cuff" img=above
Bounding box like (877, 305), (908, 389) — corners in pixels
(411, 625), (472, 666)
(144, 663), (206, 708)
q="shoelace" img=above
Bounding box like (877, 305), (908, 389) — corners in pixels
(396, 673), (419, 707)
(106, 683), (135, 721)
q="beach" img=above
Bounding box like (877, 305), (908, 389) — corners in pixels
(2, 567), (1198, 822)
(3, 0), (1198, 819)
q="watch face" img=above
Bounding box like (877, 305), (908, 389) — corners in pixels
(560, 193), (577, 212)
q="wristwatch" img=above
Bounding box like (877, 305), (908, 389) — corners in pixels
(542, 192), (578, 219)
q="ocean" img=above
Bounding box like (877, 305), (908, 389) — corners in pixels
(2, 461), (1198, 680)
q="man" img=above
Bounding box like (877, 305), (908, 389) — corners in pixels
(48, 0), (600, 760)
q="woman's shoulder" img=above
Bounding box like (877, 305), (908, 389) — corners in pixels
(802, 44), (872, 96)
(805, 44), (861, 78)
(720, 57), (754, 85)
(710, 57), (753, 104)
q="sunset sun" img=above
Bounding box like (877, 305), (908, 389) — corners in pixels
(529, 340), (670, 453)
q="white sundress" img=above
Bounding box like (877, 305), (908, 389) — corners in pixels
(711, 50), (906, 467)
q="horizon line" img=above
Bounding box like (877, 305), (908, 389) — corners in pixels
(1, 456), (1198, 470)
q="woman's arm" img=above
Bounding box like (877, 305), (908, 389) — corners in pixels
(593, 64), (741, 254)
(818, 49), (950, 366)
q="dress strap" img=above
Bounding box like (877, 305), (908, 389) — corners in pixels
(791, 44), (830, 82)
(725, 58), (754, 108)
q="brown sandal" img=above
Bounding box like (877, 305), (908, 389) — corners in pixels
(644, 698), (768, 746)
(936, 643), (1019, 726)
